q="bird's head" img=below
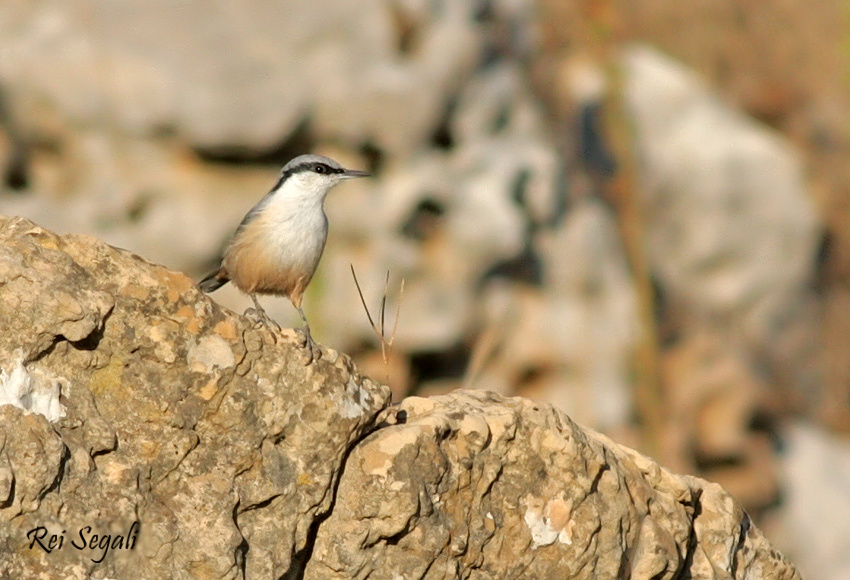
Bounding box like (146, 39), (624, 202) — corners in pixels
(276, 154), (370, 201)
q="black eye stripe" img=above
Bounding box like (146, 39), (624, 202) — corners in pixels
(313, 163), (343, 174)
(273, 160), (343, 189)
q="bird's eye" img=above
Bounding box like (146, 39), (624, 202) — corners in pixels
(314, 164), (326, 174)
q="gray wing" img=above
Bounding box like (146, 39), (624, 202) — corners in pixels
(230, 165), (292, 239)
(231, 189), (276, 240)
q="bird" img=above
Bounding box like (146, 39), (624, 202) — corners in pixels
(198, 154), (370, 364)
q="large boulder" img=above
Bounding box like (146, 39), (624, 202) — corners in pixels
(0, 215), (800, 579)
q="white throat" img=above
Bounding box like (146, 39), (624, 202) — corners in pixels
(275, 172), (337, 206)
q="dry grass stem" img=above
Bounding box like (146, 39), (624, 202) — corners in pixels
(350, 265), (405, 381)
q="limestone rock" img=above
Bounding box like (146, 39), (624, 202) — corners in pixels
(623, 45), (821, 344)
(0, 216), (800, 579)
(467, 200), (638, 430)
(778, 423), (850, 580)
(0, 0), (482, 153)
(0, 215), (391, 579)
(305, 390), (801, 580)
(0, 134), (282, 274)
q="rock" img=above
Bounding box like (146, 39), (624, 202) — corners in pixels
(0, 407), (67, 518)
(0, 132), (283, 274)
(659, 332), (780, 511)
(468, 200), (638, 430)
(777, 422), (850, 580)
(0, 215), (391, 579)
(314, 61), (569, 355)
(0, 0), (483, 153)
(0, 216), (801, 579)
(622, 45), (821, 346)
(310, 0), (483, 155)
(451, 62), (549, 148)
(305, 390), (801, 580)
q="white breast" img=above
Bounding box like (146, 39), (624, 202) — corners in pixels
(259, 191), (329, 274)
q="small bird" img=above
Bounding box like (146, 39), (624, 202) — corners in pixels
(199, 154), (370, 364)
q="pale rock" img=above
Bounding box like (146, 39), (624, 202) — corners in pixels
(0, 216), (801, 579)
(452, 62), (549, 146)
(622, 45), (821, 345)
(778, 423), (850, 580)
(0, 0), (484, 153)
(659, 332), (780, 509)
(0, 358), (66, 422)
(327, 135), (561, 353)
(469, 200), (638, 429)
(447, 138), (550, 271)
(1, 135), (279, 273)
(0, 215), (391, 579)
(304, 390), (801, 580)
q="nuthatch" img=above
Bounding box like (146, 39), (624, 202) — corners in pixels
(199, 154), (370, 364)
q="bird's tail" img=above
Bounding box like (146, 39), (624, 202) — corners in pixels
(198, 268), (230, 293)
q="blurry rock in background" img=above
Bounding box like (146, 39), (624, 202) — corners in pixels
(623, 46), (820, 518)
(778, 422), (850, 580)
(660, 331), (779, 515)
(623, 46), (822, 410)
(1, 1), (849, 578)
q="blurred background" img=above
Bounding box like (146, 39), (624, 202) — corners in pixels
(1, 0), (849, 577)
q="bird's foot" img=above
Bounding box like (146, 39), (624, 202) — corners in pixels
(296, 326), (322, 365)
(244, 307), (282, 334)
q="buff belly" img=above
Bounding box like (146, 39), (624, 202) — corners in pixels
(223, 209), (326, 307)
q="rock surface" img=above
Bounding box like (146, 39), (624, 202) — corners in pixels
(306, 390), (800, 580)
(0, 216), (800, 579)
(777, 423), (850, 580)
(0, 0), (481, 153)
(623, 45), (821, 347)
(0, 215), (391, 579)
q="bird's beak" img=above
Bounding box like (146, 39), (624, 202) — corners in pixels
(340, 168), (371, 179)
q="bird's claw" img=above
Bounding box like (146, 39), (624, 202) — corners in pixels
(244, 307), (282, 334)
(296, 326), (322, 365)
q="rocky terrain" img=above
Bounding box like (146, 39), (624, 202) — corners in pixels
(0, 215), (800, 579)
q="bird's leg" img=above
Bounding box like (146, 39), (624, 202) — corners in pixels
(244, 294), (281, 332)
(296, 305), (321, 365)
